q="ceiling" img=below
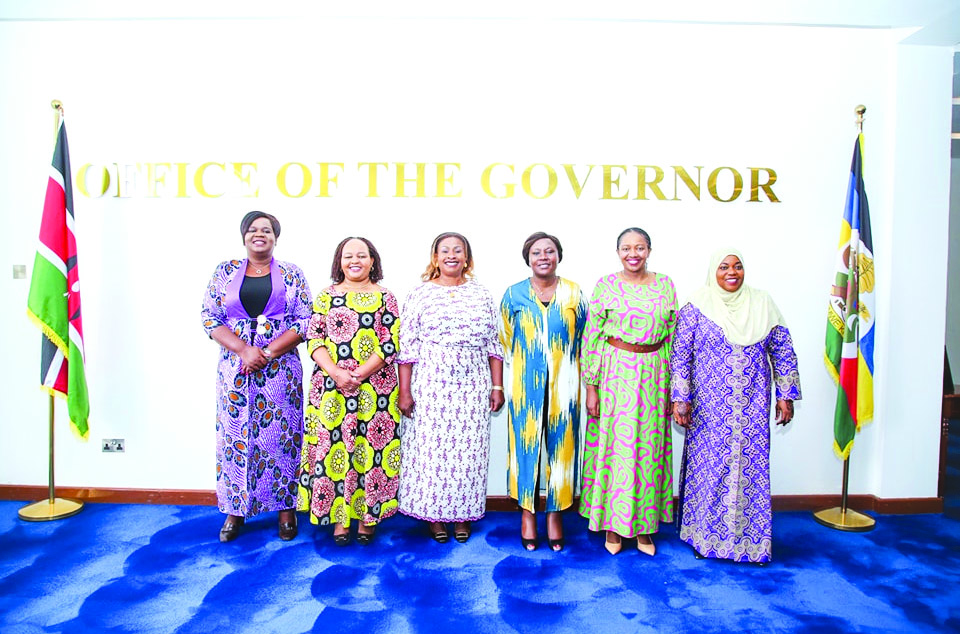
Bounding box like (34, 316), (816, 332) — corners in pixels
(0, 0), (958, 44)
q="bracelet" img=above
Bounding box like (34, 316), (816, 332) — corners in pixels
(263, 348), (273, 358)
(491, 385), (503, 391)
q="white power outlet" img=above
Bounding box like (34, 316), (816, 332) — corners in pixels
(101, 439), (125, 453)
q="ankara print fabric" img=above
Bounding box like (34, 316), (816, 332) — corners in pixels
(499, 278), (587, 513)
(578, 273), (677, 537)
(671, 303), (801, 563)
(201, 259), (312, 517)
(298, 288), (402, 527)
(397, 280), (504, 522)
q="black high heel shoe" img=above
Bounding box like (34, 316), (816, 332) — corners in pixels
(333, 526), (352, 546)
(546, 512), (564, 552)
(356, 526), (376, 546)
(278, 510), (297, 541)
(521, 511), (538, 551)
(219, 515), (244, 543)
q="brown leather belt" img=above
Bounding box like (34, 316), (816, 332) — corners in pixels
(606, 337), (664, 353)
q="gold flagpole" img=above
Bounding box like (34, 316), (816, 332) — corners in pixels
(19, 101), (84, 522)
(813, 105), (875, 532)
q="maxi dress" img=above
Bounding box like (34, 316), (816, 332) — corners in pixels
(578, 272), (677, 537)
(201, 258), (313, 517)
(299, 288), (403, 528)
(499, 278), (587, 513)
(397, 279), (504, 522)
(671, 303), (801, 563)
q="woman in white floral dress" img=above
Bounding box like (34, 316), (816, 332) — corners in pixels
(397, 232), (505, 543)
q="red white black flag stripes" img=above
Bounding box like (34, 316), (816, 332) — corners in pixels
(26, 117), (90, 438)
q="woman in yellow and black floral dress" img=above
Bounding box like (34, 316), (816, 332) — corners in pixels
(299, 236), (402, 546)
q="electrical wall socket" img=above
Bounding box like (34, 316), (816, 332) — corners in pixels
(12, 264), (26, 279)
(101, 439), (125, 453)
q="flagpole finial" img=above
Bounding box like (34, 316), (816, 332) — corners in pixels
(855, 105), (866, 133)
(51, 100), (63, 112)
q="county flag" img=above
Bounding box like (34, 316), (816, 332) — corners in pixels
(26, 117), (90, 439)
(825, 133), (875, 459)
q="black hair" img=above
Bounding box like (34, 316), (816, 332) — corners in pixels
(616, 227), (651, 249)
(240, 211), (281, 242)
(521, 231), (563, 265)
(330, 236), (384, 283)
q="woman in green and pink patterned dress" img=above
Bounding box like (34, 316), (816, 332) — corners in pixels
(579, 227), (677, 556)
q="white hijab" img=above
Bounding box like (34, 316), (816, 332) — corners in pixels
(687, 247), (787, 347)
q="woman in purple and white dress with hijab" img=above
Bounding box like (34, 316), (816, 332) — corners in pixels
(397, 232), (505, 544)
(671, 247), (801, 564)
(201, 211), (313, 543)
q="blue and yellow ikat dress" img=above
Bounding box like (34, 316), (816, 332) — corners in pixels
(499, 278), (587, 513)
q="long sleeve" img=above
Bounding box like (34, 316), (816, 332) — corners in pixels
(499, 287), (515, 363)
(663, 276), (678, 348)
(201, 260), (234, 337)
(286, 263), (313, 338)
(768, 325), (802, 401)
(671, 303), (698, 403)
(397, 287), (421, 365)
(484, 286), (505, 360)
(580, 282), (607, 386)
(573, 289), (588, 357)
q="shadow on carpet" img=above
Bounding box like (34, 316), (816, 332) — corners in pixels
(0, 502), (958, 633)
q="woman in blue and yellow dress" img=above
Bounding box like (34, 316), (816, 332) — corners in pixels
(499, 231), (587, 551)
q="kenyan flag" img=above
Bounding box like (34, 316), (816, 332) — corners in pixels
(26, 117), (90, 439)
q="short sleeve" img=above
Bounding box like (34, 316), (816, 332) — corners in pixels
(307, 290), (332, 358)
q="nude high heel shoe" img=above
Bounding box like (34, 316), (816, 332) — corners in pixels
(636, 534), (656, 556)
(604, 531), (622, 555)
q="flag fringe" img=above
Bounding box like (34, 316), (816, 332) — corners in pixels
(833, 437), (854, 461)
(822, 352), (840, 385)
(26, 308), (69, 359)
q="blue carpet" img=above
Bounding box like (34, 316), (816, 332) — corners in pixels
(1, 501), (959, 633)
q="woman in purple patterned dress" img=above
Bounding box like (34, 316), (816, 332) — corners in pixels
(300, 237), (402, 547)
(671, 248), (801, 564)
(397, 232), (505, 544)
(201, 211), (313, 542)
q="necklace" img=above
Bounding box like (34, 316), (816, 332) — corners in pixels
(531, 277), (558, 301)
(248, 261), (270, 275)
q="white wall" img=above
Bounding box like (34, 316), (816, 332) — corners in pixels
(948, 156), (960, 383)
(871, 44), (953, 498)
(0, 10), (954, 501)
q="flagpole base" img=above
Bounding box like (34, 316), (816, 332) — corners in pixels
(17, 498), (84, 522)
(813, 506), (876, 532)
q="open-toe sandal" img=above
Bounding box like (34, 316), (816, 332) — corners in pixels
(454, 522), (471, 543)
(356, 527), (376, 546)
(429, 522), (449, 544)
